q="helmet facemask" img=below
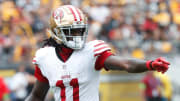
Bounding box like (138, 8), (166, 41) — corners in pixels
(49, 5), (88, 49)
(53, 24), (88, 50)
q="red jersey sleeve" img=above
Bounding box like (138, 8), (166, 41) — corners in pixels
(93, 40), (111, 56)
(92, 40), (113, 70)
(95, 51), (113, 70)
(34, 65), (49, 83)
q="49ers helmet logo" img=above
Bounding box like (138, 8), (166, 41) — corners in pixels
(53, 8), (64, 24)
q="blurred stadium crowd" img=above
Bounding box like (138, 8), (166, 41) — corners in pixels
(0, 0), (180, 101)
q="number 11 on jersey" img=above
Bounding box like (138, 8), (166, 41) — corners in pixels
(56, 78), (79, 101)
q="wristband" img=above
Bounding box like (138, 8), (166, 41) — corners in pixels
(146, 60), (154, 70)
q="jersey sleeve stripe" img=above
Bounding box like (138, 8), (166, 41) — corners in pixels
(94, 44), (109, 50)
(94, 47), (111, 56)
(97, 40), (105, 42)
(94, 42), (105, 47)
(94, 45), (110, 52)
(92, 40), (111, 56)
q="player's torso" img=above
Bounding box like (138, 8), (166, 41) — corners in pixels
(37, 43), (100, 101)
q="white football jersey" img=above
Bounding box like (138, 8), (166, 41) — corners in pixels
(33, 40), (111, 101)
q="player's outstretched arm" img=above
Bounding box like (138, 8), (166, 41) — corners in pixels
(25, 80), (49, 101)
(104, 56), (170, 73)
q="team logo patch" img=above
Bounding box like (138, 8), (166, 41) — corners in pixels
(53, 8), (64, 24)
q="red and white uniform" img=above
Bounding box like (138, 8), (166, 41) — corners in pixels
(33, 40), (113, 101)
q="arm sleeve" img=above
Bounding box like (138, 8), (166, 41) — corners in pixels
(34, 65), (49, 83)
(95, 51), (113, 70)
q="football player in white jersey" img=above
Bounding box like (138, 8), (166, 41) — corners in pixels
(25, 5), (170, 101)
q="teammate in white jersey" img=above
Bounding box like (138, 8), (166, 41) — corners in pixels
(25, 5), (170, 101)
